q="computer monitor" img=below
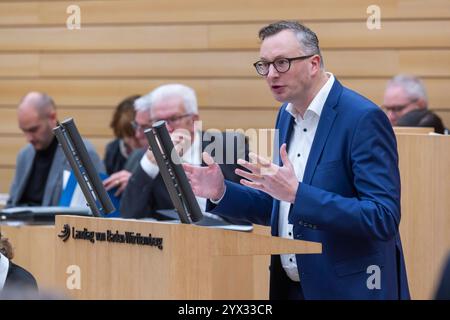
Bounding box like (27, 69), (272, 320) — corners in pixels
(144, 121), (203, 224)
(53, 118), (115, 217)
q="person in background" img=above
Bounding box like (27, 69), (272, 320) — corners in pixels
(7, 92), (104, 207)
(104, 95), (141, 175)
(120, 83), (249, 222)
(397, 108), (446, 134)
(0, 232), (38, 292)
(103, 93), (152, 196)
(383, 74), (428, 126)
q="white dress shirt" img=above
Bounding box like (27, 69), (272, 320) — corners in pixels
(140, 131), (216, 217)
(0, 252), (10, 290)
(279, 73), (335, 281)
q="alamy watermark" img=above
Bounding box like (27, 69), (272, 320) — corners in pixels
(66, 4), (81, 30)
(66, 264), (81, 290)
(366, 264), (381, 290)
(167, 121), (279, 170)
(366, 5), (381, 30)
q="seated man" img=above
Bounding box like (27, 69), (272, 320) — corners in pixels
(7, 92), (104, 207)
(120, 84), (249, 222)
(383, 74), (429, 126)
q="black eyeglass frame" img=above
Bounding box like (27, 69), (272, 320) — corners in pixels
(131, 114), (193, 132)
(151, 113), (193, 126)
(382, 98), (419, 114)
(253, 54), (315, 76)
(130, 120), (152, 132)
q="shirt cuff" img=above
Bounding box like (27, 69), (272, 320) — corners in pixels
(209, 184), (227, 204)
(140, 154), (160, 179)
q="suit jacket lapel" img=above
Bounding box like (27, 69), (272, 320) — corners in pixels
(15, 147), (35, 204)
(271, 107), (295, 235)
(276, 110), (295, 166)
(302, 80), (342, 184)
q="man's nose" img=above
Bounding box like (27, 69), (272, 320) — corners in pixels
(387, 112), (397, 125)
(135, 129), (145, 141)
(267, 64), (280, 78)
(24, 132), (34, 143)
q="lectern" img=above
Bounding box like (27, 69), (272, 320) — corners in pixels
(55, 215), (321, 299)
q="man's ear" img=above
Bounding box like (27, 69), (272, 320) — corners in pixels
(417, 98), (428, 109)
(48, 110), (57, 121)
(310, 55), (321, 75)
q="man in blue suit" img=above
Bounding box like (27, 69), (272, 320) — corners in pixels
(184, 21), (410, 299)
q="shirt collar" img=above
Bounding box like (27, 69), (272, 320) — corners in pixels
(286, 72), (335, 121)
(118, 139), (129, 159)
(0, 252), (10, 290)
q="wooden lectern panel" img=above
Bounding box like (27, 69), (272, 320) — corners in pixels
(394, 126), (434, 134)
(397, 134), (450, 299)
(54, 215), (321, 299)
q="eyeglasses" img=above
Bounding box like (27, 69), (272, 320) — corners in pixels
(151, 114), (193, 126)
(131, 114), (193, 132)
(382, 98), (418, 114)
(253, 55), (315, 76)
(130, 120), (152, 132)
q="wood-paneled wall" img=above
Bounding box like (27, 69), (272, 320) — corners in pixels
(1, 0), (449, 193)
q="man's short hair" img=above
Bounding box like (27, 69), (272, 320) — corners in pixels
(19, 92), (56, 118)
(258, 20), (324, 68)
(387, 74), (428, 105)
(134, 84), (198, 115)
(0, 232), (14, 260)
(134, 93), (152, 113)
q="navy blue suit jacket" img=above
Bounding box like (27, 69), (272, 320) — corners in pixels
(208, 79), (410, 299)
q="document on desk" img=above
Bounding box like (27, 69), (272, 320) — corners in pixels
(0, 206), (91, 215)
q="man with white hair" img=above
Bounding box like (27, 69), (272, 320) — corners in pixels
(382, 74), (428, 126)
(120, 83), (249, 222)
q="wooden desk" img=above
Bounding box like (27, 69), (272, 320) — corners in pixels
(398, 134), (450, 299)
(1, 134), (448, 299)
(394, 126), (434, 134)
(0, 221), (273, 299)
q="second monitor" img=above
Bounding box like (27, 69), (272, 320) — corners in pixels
(144, 121), (203, 224)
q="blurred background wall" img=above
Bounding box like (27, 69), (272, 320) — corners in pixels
(0, 0), (449, 192)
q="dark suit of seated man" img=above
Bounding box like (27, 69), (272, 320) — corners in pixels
(120, 84), (249, 224)
(435, 253), (450, 300)
(1, 234), (38, 293)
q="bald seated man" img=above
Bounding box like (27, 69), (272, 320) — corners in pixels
(7, 92), (105, 207)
